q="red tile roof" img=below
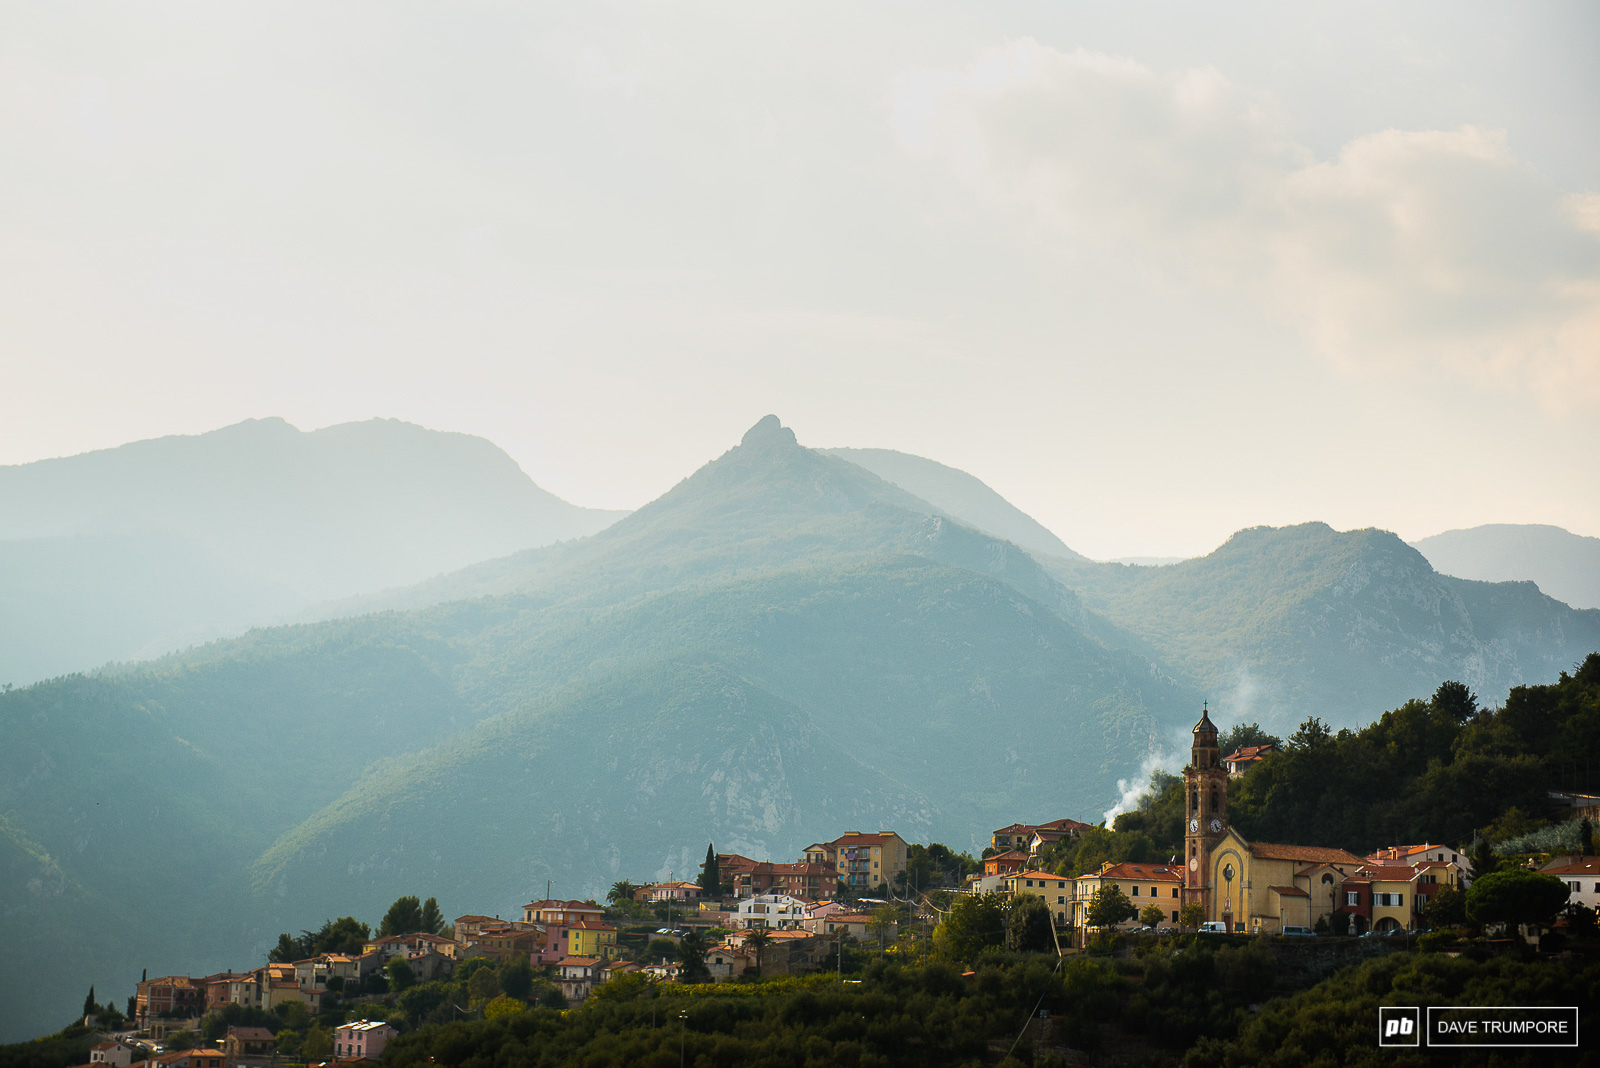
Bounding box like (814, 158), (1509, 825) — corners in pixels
(1248, 843), (1365, 864)
(1269, 885), (1309, 897)
(1541, 859), (1600, 877)
(1089, 863), (1183, 881)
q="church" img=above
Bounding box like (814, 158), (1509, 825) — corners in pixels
(1182, 705), (1369, 934)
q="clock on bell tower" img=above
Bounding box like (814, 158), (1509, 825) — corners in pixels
(1182, 702), (1229, 912)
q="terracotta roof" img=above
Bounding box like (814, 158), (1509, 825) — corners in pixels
(225, 1028), (275, 1041)
(568, 920), (616, 931)
(559, 956), (602, 966)
(1354, 864), (1418, 881)
(525, 899), (603, 911)
(1224, 743), (1277, 762)
(1269, 885), (1309, 897)
(1090, 862), (1183, 881)
(1007, 870), (1070, 883)
(1248, 842), (1365, 864)
(831, 831), (902, 847)
(1541, 859), (1600, 876)
(455, 914), (498, 923)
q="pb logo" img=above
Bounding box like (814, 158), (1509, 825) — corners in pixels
(1379, 1007), (1421, 1047)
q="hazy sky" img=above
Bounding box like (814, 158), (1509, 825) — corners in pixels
(3, 2), (1597, 559)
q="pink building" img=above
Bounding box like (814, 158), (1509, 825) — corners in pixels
(333, 1020), (397, 1060)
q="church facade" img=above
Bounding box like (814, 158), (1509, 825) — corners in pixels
(1182, 705), (1365, 934)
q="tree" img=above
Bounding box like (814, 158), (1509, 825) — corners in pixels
(1468, 838), (1500, 881)
(484, 995), (526, 1020)
(933, 893), (1006, 961)
(301, 1025), (332, 1060)
(1008, 894), (1056, 952)
(1288, 716), (1332, 750)
(1423, 886), (1467, 928)
(1432, 680), (1478, 722)
(1086, 884), (1138, 929)
(589, 971), (656, 1003)
(608, 880), (638, 904)
(420, 897), (444, 935)
(1582, 819), (1594, 857)
(165, 1031), (198, 1051)
(83, 986), (95, 1019)
(678, 929), (713, 984)
(699, 844), (720, 897)
(1466, 870), (1571, 937)
(1218, 723), (1280, 756)
(744, 928), (774, 978)
(645, 937), (680, 963)
(386, 956), (416, 992)
(316, 916), (372, 954)
(1178, 902), (1206, 930)
(1139, 904), (1166, 929)
(500, 960), (535, 1001)
(268, 932), (303, 963)
(379, 895), (425, 937)
(467, 964), (502, 1004)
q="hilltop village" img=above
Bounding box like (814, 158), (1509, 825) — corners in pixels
(66, 693), (1600, 1062)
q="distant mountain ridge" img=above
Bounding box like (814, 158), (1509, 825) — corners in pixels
(0, 417), (626, 684)
(0, 416), (1189, 1038)
(821, 446), (1085, 562)
(1, 417), (1595, 1039)
(1048, 522), (1600, 730)
(1411, 523), (1600, 610)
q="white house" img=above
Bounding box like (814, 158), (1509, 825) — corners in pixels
(735, 893), (809, 929)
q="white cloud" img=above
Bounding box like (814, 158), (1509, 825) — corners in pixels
(893, 40), (1600, 408)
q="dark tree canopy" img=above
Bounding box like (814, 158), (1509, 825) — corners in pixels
(933, 893), (1005, 961)
(1465, 870), (1571, 932)
(1008, 894), (1056, 952)
(1218, 722), (1279, 755)
(380, 896), (426, 937)
(420, 897), (444, 935)
(677, 929), (712, 983)
(698, 844), (719, 896)
(1086, 884), (1138, 929)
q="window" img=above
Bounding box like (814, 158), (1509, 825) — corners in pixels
(1132, 886), (1140, 896)
(1172, 911), (1179, 922)
(1171, 888), (1178, 898)
(1346, 892), (1358, 907)
(1150, 886), (1158, 896)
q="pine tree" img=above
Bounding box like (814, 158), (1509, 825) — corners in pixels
(698, 843), (719, 896)
(83, 985), (95, 1018)
(420, 896), (444, 935)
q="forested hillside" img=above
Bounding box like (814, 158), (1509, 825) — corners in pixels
(0, 417), (1188, 1038)
(1060, 658), (1600, 876)
(1048, 522), (1600, 731)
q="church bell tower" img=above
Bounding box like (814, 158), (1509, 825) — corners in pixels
(1182, 703), (1228, 912)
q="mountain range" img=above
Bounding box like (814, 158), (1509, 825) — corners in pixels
(0, 415), (1596, 1038)
(1411, 524), (1600, 611)
(0, 418), (625, 686)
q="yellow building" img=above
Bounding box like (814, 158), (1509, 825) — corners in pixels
(1205, 828), (1363, 933)
(811, 831), (908, 892)
(1000, 869), (1074, 926)
(1073, 861), (1184, 930)
(567, 919), (622, 960)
